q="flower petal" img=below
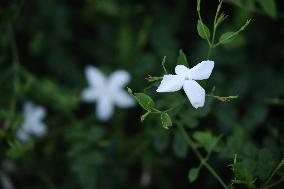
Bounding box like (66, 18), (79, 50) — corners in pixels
(16, 128), (29, 142)
(33, 106), (46, 120)
(183, 80), (205, 109)
(0, 174), (14, 189)
(189, 60), (214, 80)
(30, 122), (47, 137)
(175, 65), (191, 77)
(24, 102), (46, 120)
(96, 96), (114, 121)
(156, 75), (184, 92)
(112, 90), (136, 108)
(108, 70), (130, 89)
(81, 87), (99, 102)
(85, 65), (106, 87)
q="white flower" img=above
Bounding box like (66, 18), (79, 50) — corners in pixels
(0, 174), (14, 189)
(81, 66), (135, 121)
(17, 102), (47, 142)
(0, 160), (15, 189)
(2, 160), (15, 173)
(156, 60), (214, 109)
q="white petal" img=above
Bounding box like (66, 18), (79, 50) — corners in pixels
(108, 70), (130, 89)
(183, 80), (205, 109)
(189, 60), (214, 80)
(175, 65), (191, 77)
(31, 122), (47, 137)
(81, 87), (98, 102)
(85, 65), (106, 87)
(24, 102), (45, 120)
(0, 175), (14, 189)
(112, 90), (135, 108)
(156, 75), (184, 92)
(23, 101), (34, 115)
(16, 128), (29, 142)
(96, 96), (114, 121)
(33, 106), (46, 120)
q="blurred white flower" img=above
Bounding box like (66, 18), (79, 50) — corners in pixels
(0, 174), (14, 189)
(17, 102), (47, 142)
(0, 160), (15, 189)
(2, 160), (15, 173)
(81, 66), (135, 121)
(157, 60), (214, 109)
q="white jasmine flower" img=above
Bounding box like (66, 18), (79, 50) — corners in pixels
(0, 160), (15, 189)
(156, 60), (214, 108)
(17, 102), (47, 142)
(81, 66), (135, 121)
(2, 160), (15, 173)
(0, 174), (14, 189)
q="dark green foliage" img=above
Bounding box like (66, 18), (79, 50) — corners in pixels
(0, 0), (284, 189)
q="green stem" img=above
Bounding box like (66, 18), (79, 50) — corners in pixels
(177, 124), (228, 189)
(263, 158), (284, 186)
(262, 176), (284, 189)
(207, 46), (213, 59)
(207, 1), (221, 60)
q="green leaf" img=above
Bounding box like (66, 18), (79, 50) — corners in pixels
(135, 93), (155, 111)
(6, 140), (34, 159)
(232, 162), (255, 186)
(33, 79), (79, 111)
(0, 128), (5, 139)
(173, 130), (188, 158)
(188, 168), (200, 183)
(127, 88), (155, 111)
(193, 131), (219, 153)
(258, 0), (277, 18)
(153, 129), (170, 153)
(177, 49), (188, 66)
(218, 20), (251, 45)
(219, 32), (237, 44)
(197, 20), (210, 40)
(160, 112), (172, 129)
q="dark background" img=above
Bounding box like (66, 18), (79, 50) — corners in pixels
(0, 0), (284, 189)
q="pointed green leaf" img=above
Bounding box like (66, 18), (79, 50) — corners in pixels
(218, 20), (251, 45)
(177, 49), (188, 66)
(258, 0), (277, 18)
(233, 162), (255, 185)
(219, 32), (237, 44)
(193, 131), (219, 153)
(188, 168), (199, 183)
(197, 20), (210, 40)
(160, 112), (172, 129)
(134, 93), (155, 111)
(153, 130), (170, 153)
(173, 130), (188, 158)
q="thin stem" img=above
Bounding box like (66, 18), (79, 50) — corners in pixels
(263, 158), (284, 186)
(207, 0), (222, 59)
(177, 124), (228, 189)
(207, 46), (212, 59)
(262, 176), (284, 189)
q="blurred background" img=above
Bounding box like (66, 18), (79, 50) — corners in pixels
(0, 0), (284, 188)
